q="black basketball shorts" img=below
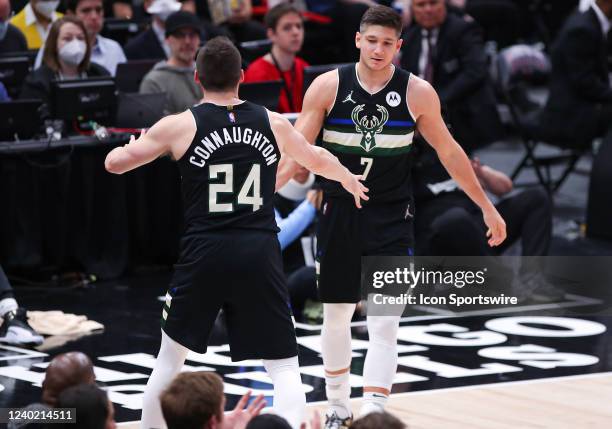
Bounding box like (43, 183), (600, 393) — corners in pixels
(316, 197), (415, 303)
(161, 230), (298, 361)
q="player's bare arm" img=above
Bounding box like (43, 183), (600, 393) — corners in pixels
(407, 75), (507, 246)
(275, 70), (339, 190)
(105, 111), (196, 175)
(269, 110), (369, 208)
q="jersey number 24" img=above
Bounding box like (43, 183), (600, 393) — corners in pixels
(209, 164), (263, 213)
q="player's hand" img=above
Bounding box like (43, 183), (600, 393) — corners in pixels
(221, 390), (266, 429)
(341, 174), (369, 208)
(483, 206), (506, 247)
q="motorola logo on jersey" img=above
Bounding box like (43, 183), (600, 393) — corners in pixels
(351, 104), (389, 152)
(386, 91), (401, 107)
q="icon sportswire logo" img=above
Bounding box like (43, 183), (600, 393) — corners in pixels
(351, 104), (389, 152)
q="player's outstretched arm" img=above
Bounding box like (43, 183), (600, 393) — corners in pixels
(275, 71), (339, 190)
(105, 111), (195, 174)
(408, 76), (506, 246)
(269, 111), (369, 208)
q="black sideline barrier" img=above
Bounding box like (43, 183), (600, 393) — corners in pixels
(0, 136), (183, 279)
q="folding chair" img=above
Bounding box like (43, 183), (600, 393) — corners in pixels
(496, 44), (590, 194)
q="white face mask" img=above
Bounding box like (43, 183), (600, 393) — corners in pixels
(59, 39), (87, 66)
(34, 0), (60, 19)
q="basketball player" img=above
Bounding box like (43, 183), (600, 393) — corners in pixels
(294, 6), (506, 428)
(104, 37), (368, 429)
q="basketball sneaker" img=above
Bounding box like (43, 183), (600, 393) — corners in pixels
(0, 308), (44, 347)
(324, 410), (353, 429)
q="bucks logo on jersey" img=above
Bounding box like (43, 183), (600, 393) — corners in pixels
(351, 104), (389, 152)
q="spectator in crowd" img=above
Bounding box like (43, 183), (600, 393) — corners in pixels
(140, 10), (202, 114)
(10, 0), (62, 49)
(246, 414), (292, 429)
(400, 0), (503, 153)
(63, 0), (126, 75)
(350, 411), (406, 429)
(0, 0), (28, 53)
(244, 4), (309, 113)
(124, 0), (181, 60)
(275, 167), (320, 320)
(540, 0), (612, 144)
(160, 371), (266, 429)
(20, 16), (109, 105)
(57, 384), (116, 429)
(412, 141), (562, 302)
(42, 351), (96, 407)
(0, 265), (44, 346)
(195, 0), (265, 44)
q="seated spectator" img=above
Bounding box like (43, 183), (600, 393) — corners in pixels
(244, 4), (309, 113)
(400, 0), (503, 153)
(10, 0), (62, 49)
(160, 371), (265, 429)
(63, 0), (126, 75)
(42, 351), (96, 406)
(57, 384), (116, 429)
(124, 0), (181, 60)
(0, 0), (28, 53)
(275, 167), (320, 320)
(540, 0), (612, 144)
(350, 411), (406, 429)
(140, 10), (203, 114)
(0, 264), (44, 346)
(20, 16), (109, 105)
(412, 140), (562, 302)
(195, 0), (265, 44)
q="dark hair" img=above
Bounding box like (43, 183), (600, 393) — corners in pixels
(195, 36), (242, 92)
(42, 16), (91, 74)
(246, 414), (292, 429)
(350, 412), (407, 429)
(264, 4), (302, 31)
(64, 0), (101, 13)
(359, 5), (403, 36)
(56, 384), (110, 429)
(160, 371), (224, 429)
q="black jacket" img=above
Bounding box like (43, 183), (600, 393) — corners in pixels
(541, 7), (612, 142)
(124, 28), (167, 61)
(0, 24), (28, 54)
(19, 62), (110, 105)
(400, 13), (503, 152)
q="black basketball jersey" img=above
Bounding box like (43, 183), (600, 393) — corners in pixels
(178, 101), (280, 235)
(320, 64), (417, 203)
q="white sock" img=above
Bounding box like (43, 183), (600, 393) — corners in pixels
(141, 330), (189, 429)
(321, 303), (356, 418)
(360, 391), (388, 416)
(263, 356), (305, 429)
(361, 316), (400, 416)
(0, 298), (18, 318)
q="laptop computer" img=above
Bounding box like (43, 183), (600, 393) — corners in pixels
(116, 92), (166, 128)
(0, 99), (44, 141)
(115, 60), (158, 93)
(239, 80), (282, 111)
(302, 63), (351, 96)
(0, 55), (31, 99)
